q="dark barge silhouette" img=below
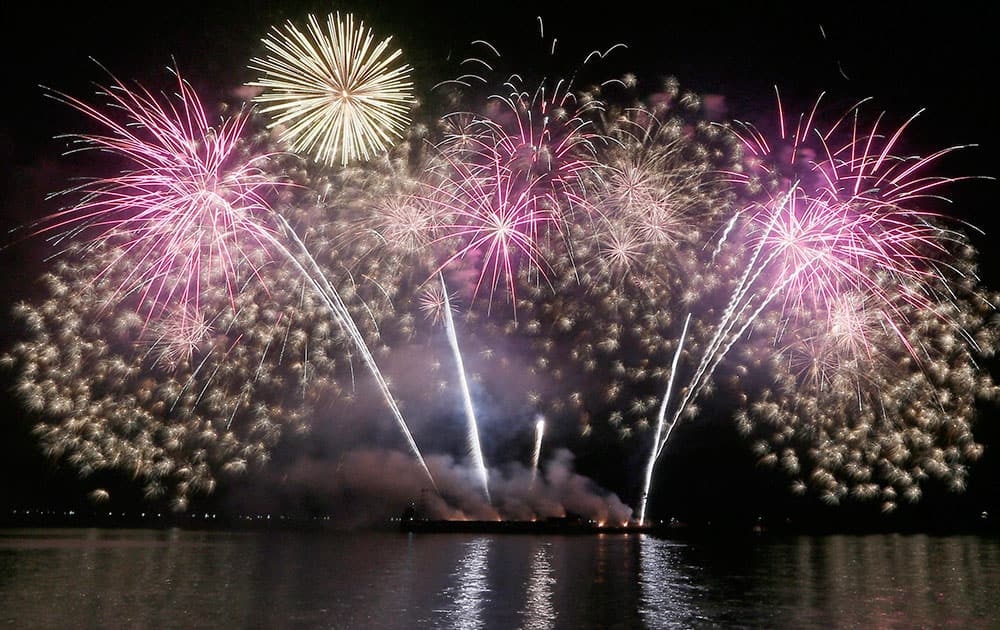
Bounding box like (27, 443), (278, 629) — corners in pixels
(398, 504), (654, 535)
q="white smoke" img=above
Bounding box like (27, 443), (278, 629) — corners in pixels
(256, 446), (633, 527)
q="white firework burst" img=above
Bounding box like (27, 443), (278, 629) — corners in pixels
(249, 12), (414, 166)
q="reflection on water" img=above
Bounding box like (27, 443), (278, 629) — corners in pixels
(440, 537), (490, 630)
(1, 528), (998, 628)
(640, 538), (701, 628)
(521, 542), (556, 630)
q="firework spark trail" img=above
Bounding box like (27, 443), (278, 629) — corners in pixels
(677, 261), (812, 421)
(273, 215), (437, 488)
(638, 215), (843, 515)
(440, 272), (490, 501)
(662, 235), (821, 462)
(638, 313), (689, 526)
(663, 189), (796, 431)
(531, 415), (545, 486)
(761, 191), (952, 336)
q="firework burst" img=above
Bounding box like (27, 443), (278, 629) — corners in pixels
(4, 240), (325, 508)
(715, 96), (999, 509)
(443, 80), (742, 454)
(739, 267), (998, 510)
(38, 65), (279, 322)
(422, 25), (622, 313)
(427, 147), (560, 311)
(419, 282), (457, 325)
(22, 63), (443, 500)
(140, 305), (215, 371)
(249, 12), (414, 166)
(736, 93), (968, 311)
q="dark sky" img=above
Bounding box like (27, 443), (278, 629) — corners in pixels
(3, 3), (995, 239)
(1, 2), (997, 528)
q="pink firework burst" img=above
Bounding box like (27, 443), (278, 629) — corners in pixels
(428, 146), (559, 312)
(476, 84), (605, 216)
(739, 92), (969, 209)
(423, 23), (620, 315)
(750, 187), (946, 318)
(426, 86), (605, 312)
(735, 93), (974, 364)
(739, 96), (963, 301)
(435, 20), (616, 214)
(39, 65), (281, 322)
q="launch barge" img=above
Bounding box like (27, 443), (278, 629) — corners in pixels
(399, 508), (652, 535)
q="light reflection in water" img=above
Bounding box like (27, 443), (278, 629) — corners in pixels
(520, 542), (556, 630)
(441, 537), (491, 630)
(639, 535), (701, 628)
(2, 530), (998, 628)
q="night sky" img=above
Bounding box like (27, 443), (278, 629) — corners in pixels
(1, 1), (997, 530)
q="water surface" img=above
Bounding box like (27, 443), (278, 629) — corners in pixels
(1, 528), (997, 628)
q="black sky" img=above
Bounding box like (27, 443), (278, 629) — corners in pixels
(1, 2), (997, 529)
(3, 3), (996, 239)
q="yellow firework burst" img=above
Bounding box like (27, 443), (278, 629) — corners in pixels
(248, 12), (414, 166)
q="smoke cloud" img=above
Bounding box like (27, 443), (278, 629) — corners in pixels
(232, 446), (633, 528)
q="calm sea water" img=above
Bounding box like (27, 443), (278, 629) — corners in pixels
(1, 528), (997, 629)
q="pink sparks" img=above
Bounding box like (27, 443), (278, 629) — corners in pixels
(428, 148), (558, 312)
(751, 188), (944, 317)
(39, 65), (282, 322)
(736, 93), (974, 369)
(425, 85), (604, 313)
(480, 87), (603, 216)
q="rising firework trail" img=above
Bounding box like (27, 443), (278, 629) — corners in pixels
(667, 190), (800, 428)
(439, 272), (490, 501)
(275, 217), (437, 488)
(531, 415), (545, 486)
(638, 313), (690, 525)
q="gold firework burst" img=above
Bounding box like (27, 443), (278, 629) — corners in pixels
(249, 12), (414, 166)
